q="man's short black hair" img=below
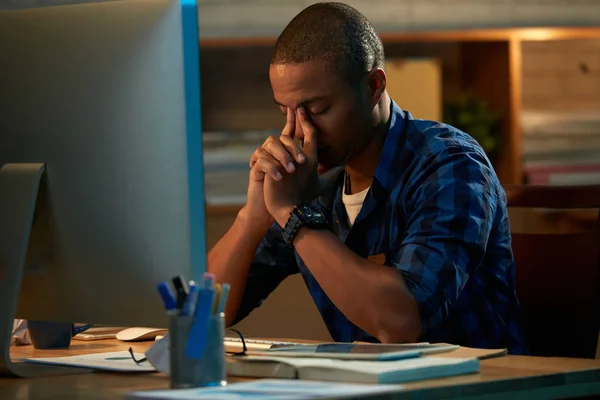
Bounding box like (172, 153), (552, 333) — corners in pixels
(271, 2), (385, 85)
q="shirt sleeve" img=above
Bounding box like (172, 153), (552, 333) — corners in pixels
(390, 144), (498, 335)
(231, 222), (299, 325)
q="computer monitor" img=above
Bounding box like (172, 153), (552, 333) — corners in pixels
(0, 0), (207, 375)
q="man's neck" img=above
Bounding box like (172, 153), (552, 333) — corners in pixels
(344, 95), (391, 195)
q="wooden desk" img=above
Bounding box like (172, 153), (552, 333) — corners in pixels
(2, 340), (600, 400)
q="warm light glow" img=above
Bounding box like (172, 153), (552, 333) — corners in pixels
(520, 28), (567, 41)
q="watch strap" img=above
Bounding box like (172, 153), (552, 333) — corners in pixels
(281, 203), (328, 247)
(281, 206), (305, 247)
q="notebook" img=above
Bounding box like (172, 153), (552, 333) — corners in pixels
(226, 354), (480, 384)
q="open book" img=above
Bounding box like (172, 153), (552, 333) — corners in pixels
(226, 355), (480, 384)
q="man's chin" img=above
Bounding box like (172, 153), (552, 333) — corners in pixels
(317, 163), (345, 176)
(317, 164), (329, 175)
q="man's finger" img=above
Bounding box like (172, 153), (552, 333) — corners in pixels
(249, 146), (262, 168)
(254, 154), (284, 181)
(297, 107), (318, 160)
(280, 135), (306, 164)
(262, 136), (296, 174)
(249, 165), (266, 182)
(281, 107), (296, 138)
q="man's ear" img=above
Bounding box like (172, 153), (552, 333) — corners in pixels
(366, 68), (386, 107)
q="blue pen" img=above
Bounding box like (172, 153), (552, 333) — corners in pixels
(182, 281), (199, 316)
(156, 281), (177, 315)
(185, 287), (215, 360)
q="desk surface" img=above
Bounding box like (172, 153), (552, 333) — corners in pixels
(2, 340), (600, 400)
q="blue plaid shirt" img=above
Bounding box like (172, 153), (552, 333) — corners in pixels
(234, 100), (528, 355)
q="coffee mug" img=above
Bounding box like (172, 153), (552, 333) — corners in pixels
(27, 321), (93, 349)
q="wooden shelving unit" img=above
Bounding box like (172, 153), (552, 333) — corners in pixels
(200, 27), (600, 218)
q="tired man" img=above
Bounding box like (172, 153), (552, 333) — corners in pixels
(208, 2), (527, 354)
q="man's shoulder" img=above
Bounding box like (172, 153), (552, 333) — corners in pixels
(389, 116), (495, 186)
(385, 114), (502, 202)
(406, 117), (487, 160)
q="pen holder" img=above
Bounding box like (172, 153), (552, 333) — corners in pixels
(169, 312), (227, 389)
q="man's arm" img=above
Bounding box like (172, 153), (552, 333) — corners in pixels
(211, 107), (304, 326)
(207, 207), (269, 326)
(207, 207), (298, 327)
(389, 147), (496, 337)
(291, 228), (422, 343)
(275, 146), (497, 343)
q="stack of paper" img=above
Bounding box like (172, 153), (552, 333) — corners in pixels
(21, 351), (155, 372)
(125, 379), (404, 399)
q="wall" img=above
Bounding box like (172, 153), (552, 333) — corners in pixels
(4, 0), (600, 35)
(197, 0), (600, 38)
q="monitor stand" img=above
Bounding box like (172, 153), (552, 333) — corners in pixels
(0, 163), (91, 377)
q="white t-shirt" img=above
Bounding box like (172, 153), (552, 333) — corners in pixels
(342, 176), (370, 227)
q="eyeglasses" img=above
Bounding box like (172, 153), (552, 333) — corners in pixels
(129, 347), (147, 364)
(128, 327), (248, 365)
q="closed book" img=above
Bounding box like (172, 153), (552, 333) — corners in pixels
(226, 355), (480, 384)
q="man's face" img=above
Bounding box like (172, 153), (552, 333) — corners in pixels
(269, 59), (373, 170)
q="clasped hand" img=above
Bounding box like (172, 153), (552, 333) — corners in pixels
(249, 107), (340, 227)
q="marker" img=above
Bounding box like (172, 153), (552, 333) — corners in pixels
(156, 281), (177, 315)
(217, 283), (230, 314)
(172, 275), (189, 311)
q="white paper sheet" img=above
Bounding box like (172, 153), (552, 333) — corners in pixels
(125, 379), (403, 399)
(146, 334), (170, 375)
(11, 319), (32, 345)
(21, 351), (156, 372)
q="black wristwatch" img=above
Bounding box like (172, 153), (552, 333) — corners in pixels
(281, 203), (327, 247)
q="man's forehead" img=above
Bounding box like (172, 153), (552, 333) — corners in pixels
(270, 61), (339, 106)
(269, 60), (330, 79)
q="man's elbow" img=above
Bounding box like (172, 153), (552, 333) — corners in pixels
(375, 307), (422, 344)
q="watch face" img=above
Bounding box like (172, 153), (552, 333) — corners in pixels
(298, 204), (326, 224)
